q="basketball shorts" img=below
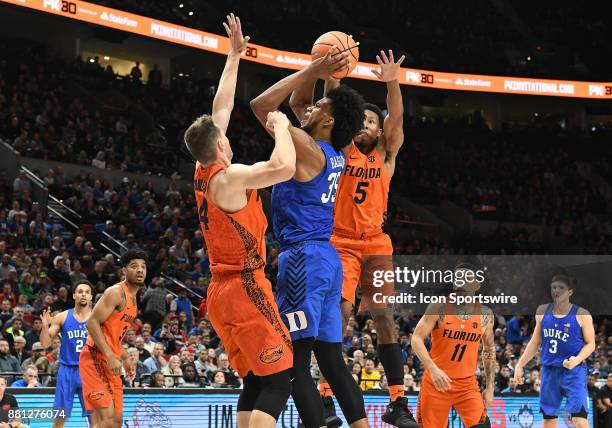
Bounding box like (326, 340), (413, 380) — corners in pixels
(417, 370), (488, 428)
(207, 268), (293, 378)
(330, 232), (394, 311)
(54, 364), (86, 418)
(540, 364), (589, 418)
(276, 240), (342, 343)
(79, 345), (123, 413)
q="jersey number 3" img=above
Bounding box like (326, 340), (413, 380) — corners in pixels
(321, 172), (340, 204)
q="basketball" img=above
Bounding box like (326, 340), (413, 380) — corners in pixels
(311, 31), (359, 79)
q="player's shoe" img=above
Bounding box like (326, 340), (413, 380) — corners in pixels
(381, 396), (419, 428)
(322, 396), (342, 428)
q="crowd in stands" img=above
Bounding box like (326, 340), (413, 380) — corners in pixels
(0, 33), (611, 426)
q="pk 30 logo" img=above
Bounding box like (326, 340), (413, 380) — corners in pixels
(43, 0), (77, 14)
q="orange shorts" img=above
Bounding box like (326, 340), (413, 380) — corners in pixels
(207, 269), (293, 378)
(416, 370), (488, 428)
(79, 345), (123, 414)
(330, 232), (394, 312)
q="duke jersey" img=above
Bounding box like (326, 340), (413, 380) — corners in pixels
(271, 140), (345, 248)
(541, 304), (584, 367)
(333, 143), (390, 236)
(430, 304), (484, 379)
(59, 309), (88, 365)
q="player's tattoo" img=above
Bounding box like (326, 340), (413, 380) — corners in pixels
(481, 308), (496, 389)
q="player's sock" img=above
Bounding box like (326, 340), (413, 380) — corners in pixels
(388, 385), (404, 402)
(319, 382), (333, 398)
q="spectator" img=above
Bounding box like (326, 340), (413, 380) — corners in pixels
(209, 353), (239, 388)
(4, 318), (25, 348)
(210, 370), (227, 388)
(404, 373), (419, 392)
(69, 260), (87, 286)
(143, 342), (167, 373)
(0, 302), (12, 327)
(135, 336), (151, 362)
(149, 371), (166, 388)
(0, 341), (19, 374)
(506, 315), (527, 346)
(123, 347), (150, 387)
(20, 342), (45, 369)
(0, 256), (16, 281)
(0, 283), (16, 307)
(11, 365), (42, 387)
(174, 288), (193, 330)
(148, 64), (162, 87)
(0, 376), (24, 427)
(178, 363), (200, 388)
(10, 337), (27, 366)
(130, 61), (143, 82)
(141, 280), (167, 329)
(360, 358), (381, 391)
(161, 355), (183, 387)
(12, 172), (30, 199)
(91, 151), (106, 169)
(24, 317), (41, 350)
(496, 366), (511, 392)
(501, 377), (522, 394)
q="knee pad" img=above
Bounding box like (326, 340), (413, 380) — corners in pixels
(237, 372), (261, 412)
(253, 369), (291, 420)
(470, 417), (491, 428)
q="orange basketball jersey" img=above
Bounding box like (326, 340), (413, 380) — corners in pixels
(334, 144), (390, 237)
(85, 281), (137, 358)
(194, 162), (266, 273)
(430, 304), (484, 379)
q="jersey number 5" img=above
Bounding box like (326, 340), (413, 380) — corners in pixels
(321, 172), (340, 204)
(354, 181), (369, 204)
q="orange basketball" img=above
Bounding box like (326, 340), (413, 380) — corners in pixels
(311, 31), (359, 79)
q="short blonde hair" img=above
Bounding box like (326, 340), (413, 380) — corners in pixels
(184, 114), (220, 164)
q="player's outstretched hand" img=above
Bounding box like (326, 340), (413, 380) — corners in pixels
(430, 365), (452, 392)
(308, 46), (350, 79)
(223, 13), (250, 55)
(513, 365), (524, 384)
(562, 356), (579, 370)
(40, 307), (52, 325)
(265, 111), (290, 132)
(371, 49), (405, 82)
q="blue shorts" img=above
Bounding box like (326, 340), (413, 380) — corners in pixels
(54, 364), (86, 418)
(540, 364), (589, 417)
(276, 240), (342, 343)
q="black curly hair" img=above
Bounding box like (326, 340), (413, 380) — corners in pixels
(363, 102), (385, 130)
(327, 85), (365, 151)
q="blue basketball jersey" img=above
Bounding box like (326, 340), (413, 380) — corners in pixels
(541, 304), (584, 367)
(59, 309), (88, 366)
(271, 140), (345, 248)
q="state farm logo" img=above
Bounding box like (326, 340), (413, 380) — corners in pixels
(100, 11), (138, 28)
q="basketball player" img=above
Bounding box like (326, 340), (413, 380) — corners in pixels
(251, 49), (368, 428)
(290, 49), (416, 427)
(184, 14), (294, 428)
(79, 249), (147, 428)
(40, 280), (93, 428)
(514, 274), (595, 428)
(412, 262), (494, 428)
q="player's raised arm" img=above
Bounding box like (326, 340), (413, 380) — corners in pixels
(412, 303), (452, 392)
(480, 307), (496, 406)
(211, 13), (250, 135)
(514, 305), (546, 384)
(250, 49), (348, 128)
(288, 69), (318, 124)
(215, 111), (295, 190)
(86, 286), (122, 374)
(562, 308), (596, 370)
(372, 50), (405, 168)
(39, 307), (64, 349)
